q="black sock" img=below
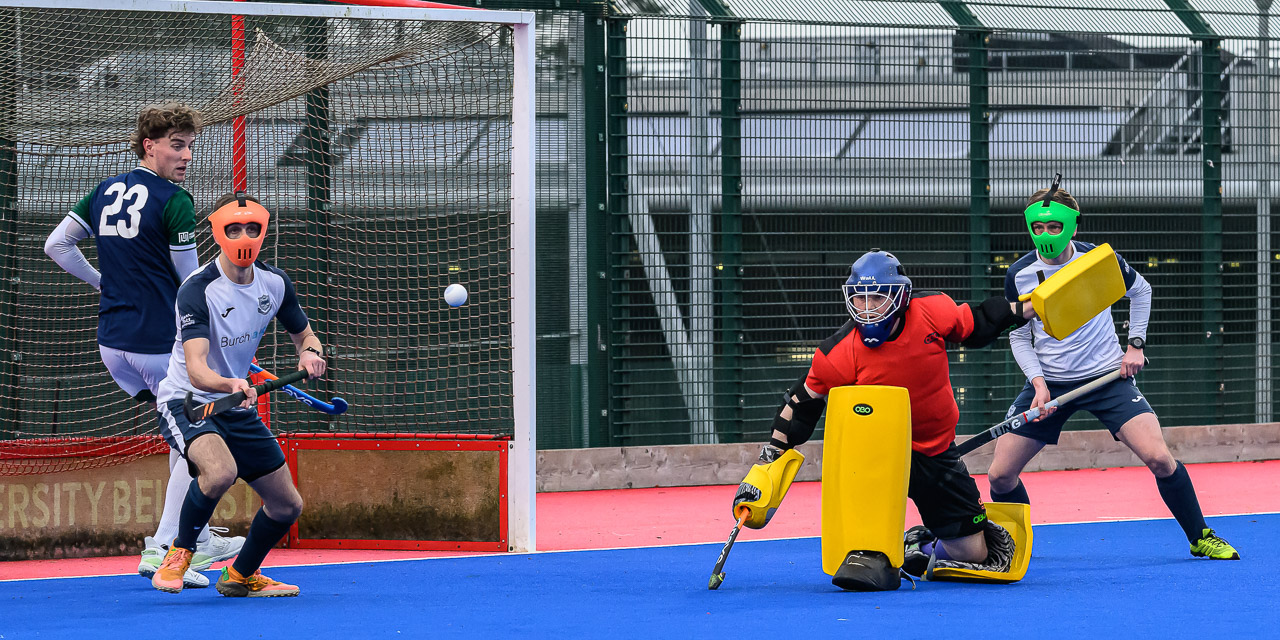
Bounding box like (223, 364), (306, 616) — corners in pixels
(990, 479), (1030, 504)
(232, 508), (295, 576)
(1155, 461), (1208, 543)
(174, 480), (220, 551)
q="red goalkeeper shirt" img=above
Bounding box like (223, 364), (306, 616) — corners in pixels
(805, 292), (976, 456)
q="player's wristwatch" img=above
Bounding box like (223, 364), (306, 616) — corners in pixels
(304, 346), (323, 357)
(1127, 337), (1146, 349)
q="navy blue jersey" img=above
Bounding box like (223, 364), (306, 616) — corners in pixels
(68, 167), (197, 354)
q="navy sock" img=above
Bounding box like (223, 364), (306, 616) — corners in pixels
(1155, 461), (1208, 543)
(174, 480), (220, 551)
(990, 479), (1030, 505)
(232, 508), (295, 576)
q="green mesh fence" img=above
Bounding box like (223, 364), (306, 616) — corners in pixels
(605, 0), (1278, 446)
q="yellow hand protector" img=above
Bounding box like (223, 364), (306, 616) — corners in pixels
(732, 448), (805, 529)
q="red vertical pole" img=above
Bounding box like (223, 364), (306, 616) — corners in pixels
(231, 4), (247, 193)
(234, 4), (268, 425)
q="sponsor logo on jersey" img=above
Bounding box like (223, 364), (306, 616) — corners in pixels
(221, 333), (254, 348)
(220, 326), (268, 349)
(853, 403), (874, 416)
(257, 294), (271, 315)
(178, 231), (195, 244)
(221, 307), (235, 318)
(179, 313), (195, 329)
(923, 331), (942, 345)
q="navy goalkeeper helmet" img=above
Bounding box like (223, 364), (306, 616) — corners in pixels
(844, 249), (912, 348)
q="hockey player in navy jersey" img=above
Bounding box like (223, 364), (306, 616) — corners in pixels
(991, 177), (1238, 560)
(43, 102), (241, 587)
(151, 192), (326, 597)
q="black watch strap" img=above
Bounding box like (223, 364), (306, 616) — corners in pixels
(304, 346), (323, 357)
(1127, 337), (1145, 349)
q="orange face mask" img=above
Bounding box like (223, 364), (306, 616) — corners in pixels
(209, 192), (270, 267)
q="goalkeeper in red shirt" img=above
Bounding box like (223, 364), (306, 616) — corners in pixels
(734, 249), (1035, 591)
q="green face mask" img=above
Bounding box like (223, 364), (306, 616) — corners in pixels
(1024, 199), (1079, 260)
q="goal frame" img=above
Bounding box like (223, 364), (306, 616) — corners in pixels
(1, 0), (537, 553)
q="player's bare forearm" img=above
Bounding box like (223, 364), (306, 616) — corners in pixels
(181, 337), (247, 394)
(289, 324), (326, 379)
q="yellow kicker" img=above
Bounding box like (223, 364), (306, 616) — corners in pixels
(1019, 243), (1126, 340)
(821, 385), (911, 575)
(929, 502), (1034, 583)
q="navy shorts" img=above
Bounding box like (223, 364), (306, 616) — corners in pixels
(156, 399), (285, 482)
(1004, 373), (1155, 445)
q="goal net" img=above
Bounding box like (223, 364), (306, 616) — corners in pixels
(0, 0), (535, 546)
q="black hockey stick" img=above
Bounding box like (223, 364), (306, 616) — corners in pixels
(183, 368), (309, 423)
(956, 369), (1124, 457)
(708, 509), (750, 590)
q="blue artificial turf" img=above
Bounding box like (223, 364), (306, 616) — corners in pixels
(0, 513), (1270, 638)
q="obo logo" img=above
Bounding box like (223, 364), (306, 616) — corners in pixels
(853, 403), (874, 416)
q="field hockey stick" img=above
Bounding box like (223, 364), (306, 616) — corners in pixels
(183, 368), (309, 422)
(708, 509), (751, 590)
(248, 363), (348, 415)
(955, 369), (1124, 457)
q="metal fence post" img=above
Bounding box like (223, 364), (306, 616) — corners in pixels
(1202, 38), (1227, 421)
(716, 18), (744, 441)
(606, 15), (630, 445)
(942, 1), (1000, 425)
(1255, 0), (1274, 422)
(583, 9), (612, 447)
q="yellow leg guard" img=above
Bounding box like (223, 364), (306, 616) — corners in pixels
(821, 386), (911, 574)
(928, 502), (1034, 583)
(735, 448), (806, 529)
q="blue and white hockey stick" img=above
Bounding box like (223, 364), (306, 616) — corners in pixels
(247, 363), (349, 415)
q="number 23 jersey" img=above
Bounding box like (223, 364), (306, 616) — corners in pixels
(66, 167), (197, 354)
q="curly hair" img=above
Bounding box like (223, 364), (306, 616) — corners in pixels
(129, 102), (203, 160)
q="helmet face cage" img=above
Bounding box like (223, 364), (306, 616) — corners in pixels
(1024, 199), (1079, 260)
(843, 283), (906, 325)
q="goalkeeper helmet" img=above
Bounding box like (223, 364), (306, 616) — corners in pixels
(844, 249), (911, 348)
(209, 192), (270, 268)
(1024, 173), (1079, 260)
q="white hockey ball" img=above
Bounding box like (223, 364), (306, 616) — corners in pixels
(444, 283), (468, 307)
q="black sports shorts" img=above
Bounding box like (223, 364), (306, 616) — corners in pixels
(908, 443), (988, 540)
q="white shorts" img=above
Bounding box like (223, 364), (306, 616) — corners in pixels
(99, 345), (170, 399)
